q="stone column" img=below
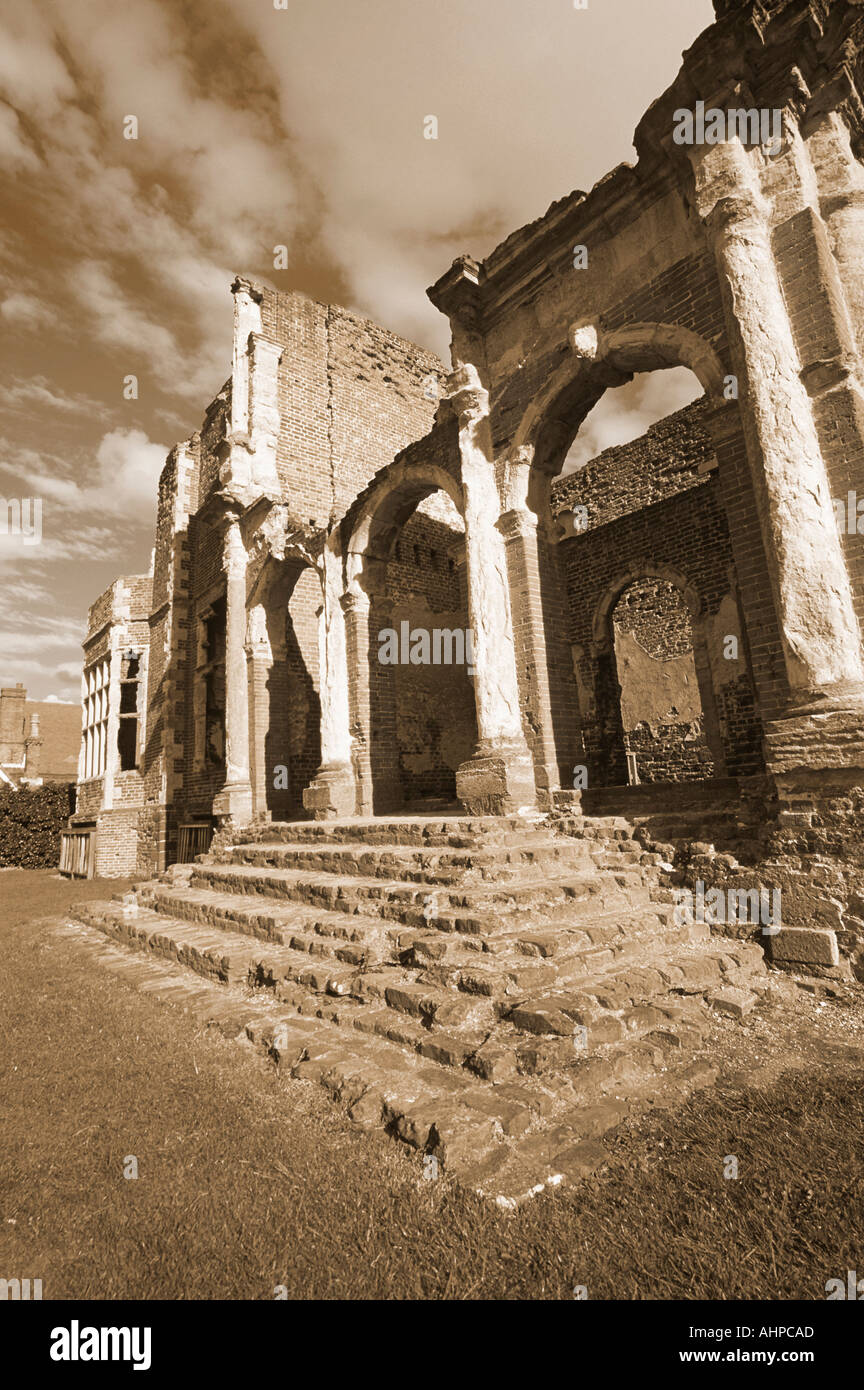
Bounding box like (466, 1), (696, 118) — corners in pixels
(497, 504), (583, 804)
(302, 539), (357, 819)
(691, 137), (864, 707)
(245, 604), (273, 818)
(806, 108), (864, 361)
(340, 587), (374, 815)
(213, 515), (253, 825)
(447, 364), (536, 814)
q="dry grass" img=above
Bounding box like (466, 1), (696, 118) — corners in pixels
(1, 870), (862, 1300)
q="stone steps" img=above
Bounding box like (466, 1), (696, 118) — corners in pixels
(225, 838), (609, 883)
(141, 882), (396, 958)
(65, 808), (772, 1203)
(191, 861), (652, 933)
(72, 895), (764, 1080)
(233, 815), (555, 849)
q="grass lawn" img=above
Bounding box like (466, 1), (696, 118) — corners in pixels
(1, 869), (863, 1300)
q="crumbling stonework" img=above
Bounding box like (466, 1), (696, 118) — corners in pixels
(67, 0), (864, 996)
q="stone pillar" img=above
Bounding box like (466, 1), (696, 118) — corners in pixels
(497, 505), (582, 804)
(302, 539), (357, 819)
(245, 604), (273, 818)
(213, 515), (253, 825)
(341, 587), (374, 815)
(806, 108), (864, 361)
(691, 137), (864, 709)
(447, 364), (536, 814)
(221, 278), (282, 502)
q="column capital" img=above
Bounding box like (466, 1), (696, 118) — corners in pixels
(340, 588), (370, 616)
(445, 362), (489, 425)
(496, 507), (540, 543)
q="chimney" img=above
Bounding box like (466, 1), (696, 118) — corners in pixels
(25, 711), (43, 781)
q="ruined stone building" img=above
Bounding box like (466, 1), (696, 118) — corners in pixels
(68, 0), (864, 997)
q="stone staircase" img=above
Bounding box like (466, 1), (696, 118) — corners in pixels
(70, 811), (771, 1205)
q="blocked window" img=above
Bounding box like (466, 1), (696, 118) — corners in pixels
(194, 598), (226, 769)
(117, 650), (141, 771)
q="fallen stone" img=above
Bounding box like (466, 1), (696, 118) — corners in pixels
(709, 986), (758, 1019)
(768, 926), (840, 967)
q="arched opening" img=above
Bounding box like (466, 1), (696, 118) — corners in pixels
(345, 466), (478, 813)
(503, 321), (764, 796)
(607, 576), (715, 784)
(562, 367), (703, 474)
(383, 492), (477, 808)
(248, 558), (322, 820)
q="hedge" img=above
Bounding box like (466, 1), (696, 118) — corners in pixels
(0, 783), (75, 869)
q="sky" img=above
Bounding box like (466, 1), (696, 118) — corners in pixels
(0, 0), (714, 700)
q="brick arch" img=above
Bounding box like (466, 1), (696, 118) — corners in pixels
(509, 320), (729, 500)
(592, 562), (705, 650)
(344, 459), (464, 581)
(339, 458), (473, 814)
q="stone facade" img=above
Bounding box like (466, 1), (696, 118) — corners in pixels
(69, 0), (864, 979)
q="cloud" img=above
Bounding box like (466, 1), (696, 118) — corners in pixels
(0, 102), (41, 170)
(0, 293), (55, 329)
(0, 426), (168, 519)
(0, 8), (76, 118)
(90, 428), (168, 511)
(0, 375), (104, 415)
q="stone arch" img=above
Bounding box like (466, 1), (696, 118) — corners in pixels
(344, 459), (465, 583)
(509, 320), (729, 514)
(592, 562), (704, 650)
(246, 552), (324, 818)
(496, 322), (731, 800)
(341, 459), (475, 813)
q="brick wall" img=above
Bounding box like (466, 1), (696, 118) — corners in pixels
(553, 408), (764, 784)
(383, 510), (475, 802)
(259, 289), (448, 526)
